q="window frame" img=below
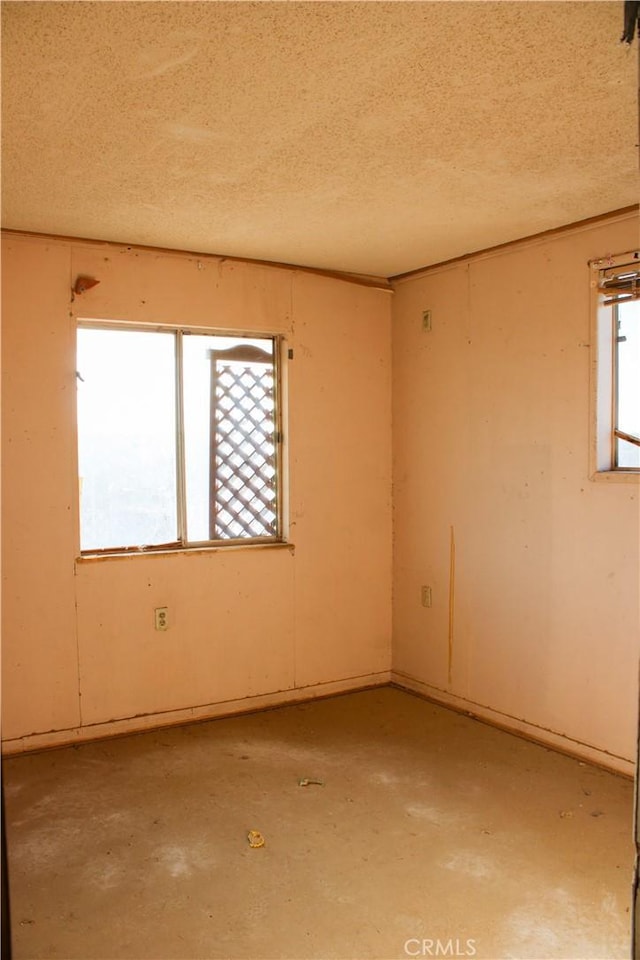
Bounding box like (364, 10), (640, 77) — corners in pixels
(76, 319), (286, 556)
(589, 252), (640, 482)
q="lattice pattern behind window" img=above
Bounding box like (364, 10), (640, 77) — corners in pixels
(209, 345), (277, 540)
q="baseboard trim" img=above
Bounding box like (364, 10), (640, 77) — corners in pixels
(391, 671), (635, 778)
(4, 671), (632, 778)
(1, 670), (392, 756)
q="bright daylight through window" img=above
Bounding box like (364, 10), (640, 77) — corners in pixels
(614, 299), (640, 468)
(591, 254), (640, 475)
(77, 325), (281, 553)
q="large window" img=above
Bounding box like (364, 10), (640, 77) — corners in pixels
(590, 253), (640, 477)
(77, 324), (282, 553)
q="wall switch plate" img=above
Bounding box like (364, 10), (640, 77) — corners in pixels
(421, 586), (432, 608)
(422, 310), (432, 332)
(154, 607), (168, 631)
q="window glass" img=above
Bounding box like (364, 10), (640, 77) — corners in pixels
(616, 301), (640, 468)
(77, 328), (177, 550)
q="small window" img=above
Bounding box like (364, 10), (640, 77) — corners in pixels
(76, 324), (283, 553)
(590, 253), (640, 478)
(614, 299), (640, 469)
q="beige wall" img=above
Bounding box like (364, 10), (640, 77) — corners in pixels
(392, 213), (639, 773)
(1, 235), (392, 747)
(3, 214), (639, 772)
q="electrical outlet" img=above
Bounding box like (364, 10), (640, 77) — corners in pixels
(154, 607), (168, 631)
(421, 586), (432, 608)
(422, 310), (432, 332)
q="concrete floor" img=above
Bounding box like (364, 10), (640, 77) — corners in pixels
(3, 687), (635, 960)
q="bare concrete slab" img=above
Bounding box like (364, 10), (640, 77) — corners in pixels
(3, 687), (634, 959)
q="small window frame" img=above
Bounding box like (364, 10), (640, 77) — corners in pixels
(76, 320), (287, 555)
(589, 252), (640, 482)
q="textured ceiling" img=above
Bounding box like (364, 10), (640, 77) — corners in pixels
(1, 1), (638, 277)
